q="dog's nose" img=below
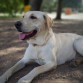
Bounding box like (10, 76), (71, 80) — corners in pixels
(15, 21), (22, 32)
(15, 21), (22, 28)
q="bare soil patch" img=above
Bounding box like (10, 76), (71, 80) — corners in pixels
(0, 19), (83, 83)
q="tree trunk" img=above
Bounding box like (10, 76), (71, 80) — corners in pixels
(30, 0), (43, 11)
(24, 0), (29, 5)
(56, 0), (63, 20)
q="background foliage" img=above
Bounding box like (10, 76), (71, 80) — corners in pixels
(0, 0), (23, 17)
(41, 0), (57, 12)
(63, 0), (81, 8)
(0, 0), (82, 17)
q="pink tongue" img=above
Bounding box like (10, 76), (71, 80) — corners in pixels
(19, 33), (27, 40)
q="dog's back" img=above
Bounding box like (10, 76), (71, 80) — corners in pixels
(54, 33), (81, 65)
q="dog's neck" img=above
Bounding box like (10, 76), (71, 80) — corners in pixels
(27, 28), (53, 46)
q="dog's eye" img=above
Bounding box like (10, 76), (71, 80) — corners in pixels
(30, 15), (37, 19)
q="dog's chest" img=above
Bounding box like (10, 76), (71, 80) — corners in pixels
(31, 46), (47, 65)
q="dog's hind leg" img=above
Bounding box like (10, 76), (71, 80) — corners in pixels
(74, 38), (83, 56)
(72, 38), (83, 67)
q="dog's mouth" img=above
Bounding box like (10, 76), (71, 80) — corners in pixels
(19, 29), (37, 40)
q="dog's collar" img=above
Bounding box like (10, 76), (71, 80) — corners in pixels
(33, 44), (38, 46)
(32, 43), (46, 47)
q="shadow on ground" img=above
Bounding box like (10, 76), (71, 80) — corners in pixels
(0, 19), (83, 83)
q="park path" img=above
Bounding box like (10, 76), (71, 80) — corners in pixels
(48, 13), (83, 20)
(0, 19), (83, 83)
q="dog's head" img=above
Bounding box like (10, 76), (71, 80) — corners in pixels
(15, 11), (53, 40)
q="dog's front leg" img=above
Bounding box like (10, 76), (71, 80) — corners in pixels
(0, 58), (31, 83)
(17, 62), (56, 83)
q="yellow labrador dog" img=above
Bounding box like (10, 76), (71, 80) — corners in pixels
(0, 11), (83, 83)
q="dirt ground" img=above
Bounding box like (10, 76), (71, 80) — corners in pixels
(0, 19), (83, 83)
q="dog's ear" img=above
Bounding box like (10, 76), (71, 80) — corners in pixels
(43, 14), (53, 28)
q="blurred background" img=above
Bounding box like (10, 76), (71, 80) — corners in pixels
(0, 0), (83, 20)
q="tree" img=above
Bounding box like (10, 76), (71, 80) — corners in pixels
(0, 0), (23, 17)
(30, 0), (43, 11)
(55, 0), (63, 20)
(41, 0), (57, 12)
(63, 0), (81, 8)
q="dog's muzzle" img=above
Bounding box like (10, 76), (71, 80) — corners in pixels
(15, 21), (22, 32)
(15, 21), (37, 40)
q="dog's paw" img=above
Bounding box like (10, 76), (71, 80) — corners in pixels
(0, 76), (5, 83)
(69, 57), (83, 68)
(69, 60), (78, 68)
